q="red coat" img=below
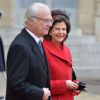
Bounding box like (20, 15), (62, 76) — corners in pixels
(43, 39), (74, 100)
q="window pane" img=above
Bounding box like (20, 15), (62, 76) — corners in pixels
(51, 0), (78, 29)
(51, 0), (77, 9)
(20, 0), (45, 8)
(16, 0), (46, 26)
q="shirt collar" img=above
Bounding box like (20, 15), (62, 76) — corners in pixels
(25, 28), (41, 43)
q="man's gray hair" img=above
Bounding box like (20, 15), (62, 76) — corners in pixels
(24, 3), (48, 20)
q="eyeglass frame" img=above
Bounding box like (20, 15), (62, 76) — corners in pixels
(31, 16), (53, 24)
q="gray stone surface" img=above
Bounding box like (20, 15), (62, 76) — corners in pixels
(0, 72), (6, 97)
(75, 92), (100, 100)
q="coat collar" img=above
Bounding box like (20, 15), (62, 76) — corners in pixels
(43, 39), (72, 65)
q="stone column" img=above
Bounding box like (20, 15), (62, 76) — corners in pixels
(95, 0), (100, 42)
(0, 0), (16, 27)
(78, 0), (95, 35)
(0, 0), (16, 58)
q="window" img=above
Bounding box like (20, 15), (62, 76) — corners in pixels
(51, 0), (77, 9)
(20, 0), (45, 8)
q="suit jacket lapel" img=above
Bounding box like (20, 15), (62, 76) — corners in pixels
(21, 28), (47, 71)
(32, 42), (48, 70)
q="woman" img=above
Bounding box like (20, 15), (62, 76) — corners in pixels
(43, 10), (80, 100)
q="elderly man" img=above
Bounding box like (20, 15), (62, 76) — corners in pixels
(6, 3), (53, 100)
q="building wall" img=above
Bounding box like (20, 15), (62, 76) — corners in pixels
(0, 0), (16, 27)
(78, 0), (100, 41)
(95, 0), (100, 41)
(78, 0), (95, 35)
(0, 0), (100, 41)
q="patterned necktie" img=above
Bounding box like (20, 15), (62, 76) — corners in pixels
(38, 40), (43, 55)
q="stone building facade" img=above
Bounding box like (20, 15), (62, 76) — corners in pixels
(0, 0), (100, 41)
(0, 0), (100, 98)
(78, 0), (100, 41)
(0, 0), (100, 83)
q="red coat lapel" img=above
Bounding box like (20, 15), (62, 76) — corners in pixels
(43, 39), (72, 65)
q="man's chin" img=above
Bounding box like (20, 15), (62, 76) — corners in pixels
(43, 31), (49, 35)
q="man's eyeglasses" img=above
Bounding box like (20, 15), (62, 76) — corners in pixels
(31, 16), (53, 24)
